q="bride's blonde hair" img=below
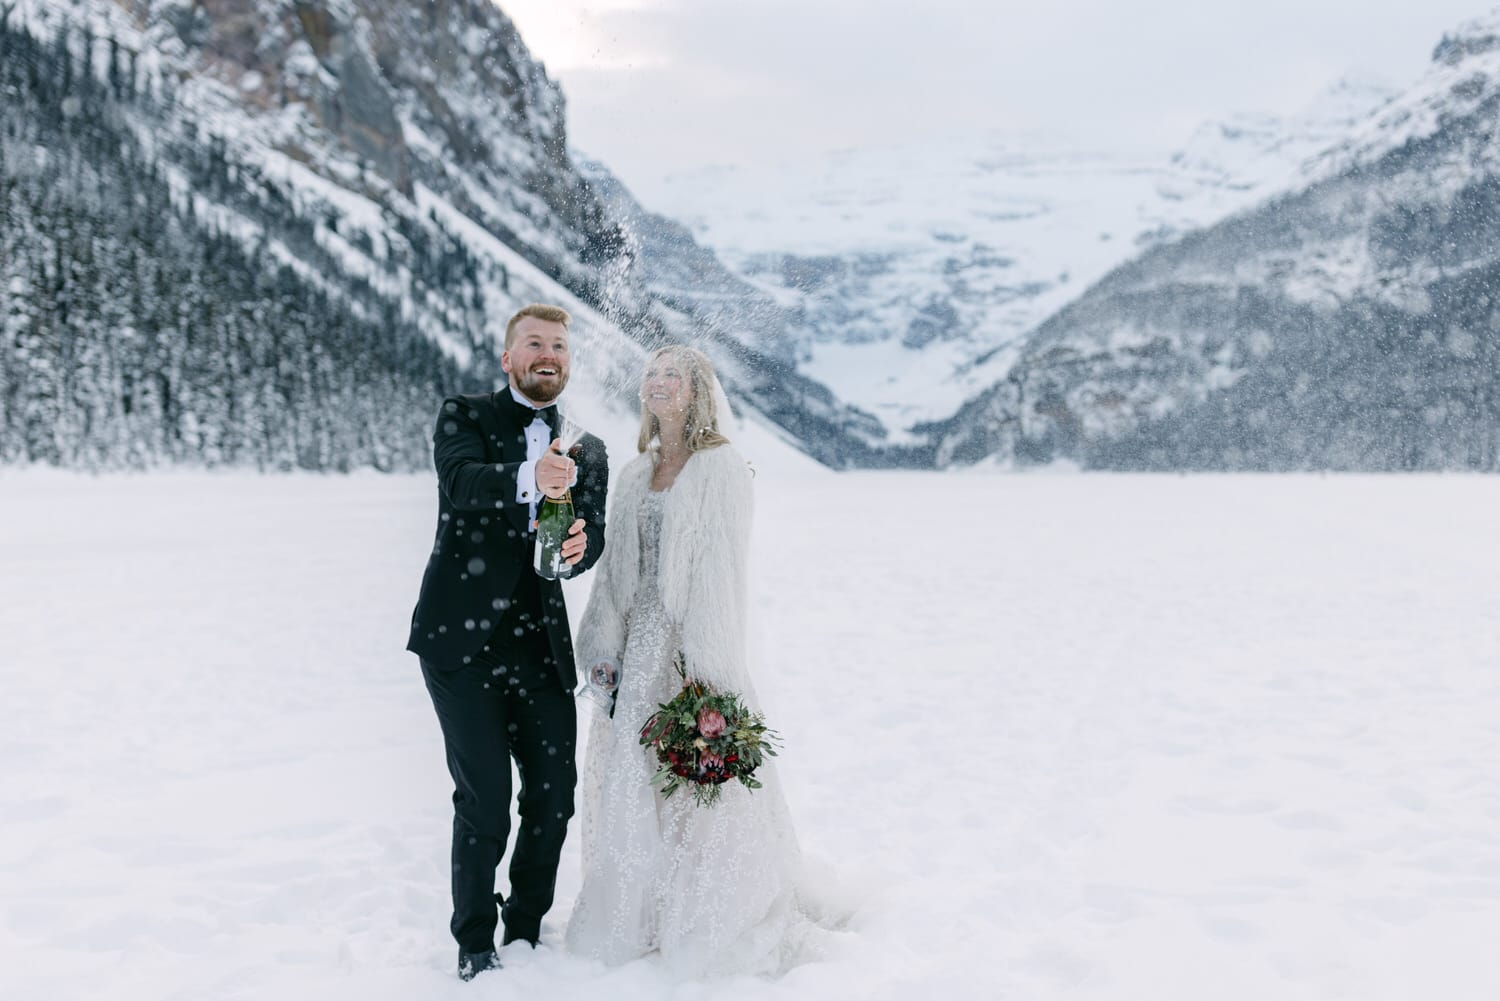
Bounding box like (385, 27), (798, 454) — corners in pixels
(636, 345), (732, 455)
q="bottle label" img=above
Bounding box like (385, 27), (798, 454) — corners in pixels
(533, 497), (574, 580)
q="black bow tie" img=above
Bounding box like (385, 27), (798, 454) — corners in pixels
(498, 390), (558, 433)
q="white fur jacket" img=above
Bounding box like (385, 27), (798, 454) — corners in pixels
(576, 442), (755, 695)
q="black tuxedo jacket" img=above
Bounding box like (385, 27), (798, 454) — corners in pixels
(406, 390), (608, 686)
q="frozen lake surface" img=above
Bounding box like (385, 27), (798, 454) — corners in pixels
(2, 468), (1498, 1000)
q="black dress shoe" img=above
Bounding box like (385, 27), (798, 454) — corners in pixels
(457, 948), (500, 981)
(496, 892), (537, 948)
(501, 928), (537, 949)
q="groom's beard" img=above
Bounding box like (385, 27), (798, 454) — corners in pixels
(513, 365), (569, 404)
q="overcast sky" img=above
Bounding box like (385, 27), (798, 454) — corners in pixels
(498, 1), (1492, 202)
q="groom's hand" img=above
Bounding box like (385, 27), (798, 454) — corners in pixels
(536, 439), (575, 498)
(561, 518), (587, 565)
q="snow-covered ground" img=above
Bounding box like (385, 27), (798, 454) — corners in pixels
(3, 468), (1498, 1001)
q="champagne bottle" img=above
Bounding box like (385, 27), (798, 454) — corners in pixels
(533, 490), (574, 580)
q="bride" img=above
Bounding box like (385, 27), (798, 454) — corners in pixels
(565, 345), (821, 976)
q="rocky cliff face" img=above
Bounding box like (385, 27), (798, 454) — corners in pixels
(138, 0), (625, 291)
(932, 17), (1500, 471)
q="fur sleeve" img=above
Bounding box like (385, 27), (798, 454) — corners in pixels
(669, 446), (755, 694)
(575, 541), (626, 676)
(575, 453), (648, 674)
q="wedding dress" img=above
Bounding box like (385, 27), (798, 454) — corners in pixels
(565, 446), (822, 976)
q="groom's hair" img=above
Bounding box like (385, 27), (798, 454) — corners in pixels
(504, 303), (571, 348)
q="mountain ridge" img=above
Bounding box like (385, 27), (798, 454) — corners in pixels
(633, 77), (1400, 443)
(931, 16), (1500, 471)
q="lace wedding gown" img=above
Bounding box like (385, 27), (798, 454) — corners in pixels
(566, 490), (815, 976)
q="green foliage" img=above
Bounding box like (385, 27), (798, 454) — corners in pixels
(639, 655), (781, 808)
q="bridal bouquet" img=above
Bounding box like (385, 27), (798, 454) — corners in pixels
(638, 655), (779, 807)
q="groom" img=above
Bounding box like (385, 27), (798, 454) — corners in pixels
(407, 303), (608, 980)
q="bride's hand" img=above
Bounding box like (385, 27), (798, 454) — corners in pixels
(589, 660), (618, 691)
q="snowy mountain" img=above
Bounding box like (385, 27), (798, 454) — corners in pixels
(0, 0), (868, 470)
(632, 80), (1398, 446)
(934, 15), (1500, 471)
(576, 159), (902, 466)
(9, 0), (1493, 474)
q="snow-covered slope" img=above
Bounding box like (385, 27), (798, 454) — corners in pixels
(10, 1), (1487, 473)
(1, 0), (873, 470)
(577, 160), (901, 467)
(936, 14), (1500, 471)
(632, 80), (1396, 442)
(1, 0), (645, 465)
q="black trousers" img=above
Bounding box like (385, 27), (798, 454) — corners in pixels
(421, 575), (577, 953)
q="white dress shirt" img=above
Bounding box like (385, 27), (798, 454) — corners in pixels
(510, 386), (574, 522)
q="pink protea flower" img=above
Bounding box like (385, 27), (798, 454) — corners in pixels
(697, 707), (727, 739)
(699, 752), (725, 773)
